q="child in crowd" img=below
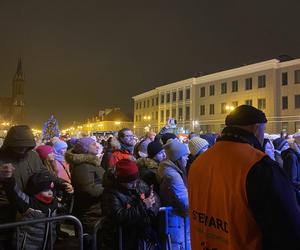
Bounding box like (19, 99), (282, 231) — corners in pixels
(3, 172), (58, 250)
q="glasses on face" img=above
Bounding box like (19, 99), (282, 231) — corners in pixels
(124, 134), (134, 138)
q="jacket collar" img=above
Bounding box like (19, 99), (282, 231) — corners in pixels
(65, 150), (101, 166)
(218, 126), (264, 152)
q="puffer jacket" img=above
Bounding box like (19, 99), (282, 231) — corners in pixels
(65, 150), (104, 233)
(100, 170), (160, 250)
(3, 177), (57, 250)
(157, 159), (190, 250)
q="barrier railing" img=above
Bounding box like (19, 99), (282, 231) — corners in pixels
(159, 206), (190, 250)
(0, 215), (83, 250)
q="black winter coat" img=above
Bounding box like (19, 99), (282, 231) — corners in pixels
(281, 148), (300, 187)
(100, 171), (160, 250)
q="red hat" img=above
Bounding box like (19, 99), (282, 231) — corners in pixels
(115, 159), (138, 183)
(36, 145), (53, 160)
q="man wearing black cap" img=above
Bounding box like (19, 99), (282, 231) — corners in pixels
(188, 105), (300, 250)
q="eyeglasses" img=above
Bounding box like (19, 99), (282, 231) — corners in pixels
(124, 134), (134, 138)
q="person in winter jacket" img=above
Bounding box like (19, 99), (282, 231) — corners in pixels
(0, 125), (73, 249)
(188, 105), (300, 250)
(136, 140), (166, 193)
(101, 159), (160, 250)
(274, 137), (300, 203)
(2, 172), (58, 250)
(157, 138), (190, 250)
(101, 136), (120, 171)
(108, 128), (136, 168)
(65, 137), (104, 233)
(53, 140), (71, 183)
(273, 137), (290, 167)
(35, 145), (57, 176)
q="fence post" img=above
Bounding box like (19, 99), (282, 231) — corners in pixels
(159, 207), (173, 250)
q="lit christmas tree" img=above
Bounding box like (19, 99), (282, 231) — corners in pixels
(42, 115), (60, 140)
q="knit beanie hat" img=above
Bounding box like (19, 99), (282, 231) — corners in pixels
(70, 137), (78, 145)
(200, 133), (217, 147)
(115, 159), (139, 183)
(273, 138), (288, 151)
(138, 138), (151, 158)
(26, 172), (54, 195)
(188, 137), (209, 156)
(147, 140), (164, 159)
(53, 140), (68, 154)
(161, 133), (177, 145)
(163, 138), (190, 162)
(73, 137), (95, 154)
(225, 105), (267, 126)
(36, 145), (53, 160)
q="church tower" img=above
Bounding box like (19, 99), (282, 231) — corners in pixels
(11, 58), (25, 124)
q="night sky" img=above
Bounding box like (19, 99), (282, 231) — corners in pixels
(1, 1), (300, 128)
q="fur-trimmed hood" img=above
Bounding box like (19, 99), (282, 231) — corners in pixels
(136, 157), (158, 171)
(65, 150), (101, 167)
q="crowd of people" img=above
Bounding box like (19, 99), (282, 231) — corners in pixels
(0, 105), (300, 249)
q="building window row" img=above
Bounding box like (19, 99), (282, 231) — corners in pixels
(135, 97), (159, 110)
(160, 106), (190, 122)
(160, 88), (190, 104)
(200, 75), (267, 97)
(199, 99), (267, 116)
(280, 95), (300, 109)
(281, 70), (300, 86)
(135, 112), (159, 122)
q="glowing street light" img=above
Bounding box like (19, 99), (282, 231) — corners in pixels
(225, 105), (234, 111)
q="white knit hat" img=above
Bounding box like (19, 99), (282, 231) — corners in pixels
(188, 137), (209, 156)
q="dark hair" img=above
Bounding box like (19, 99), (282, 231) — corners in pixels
(118, 128), (132, 139)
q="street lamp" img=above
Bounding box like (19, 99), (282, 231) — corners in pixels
(225, 105), (234, 111)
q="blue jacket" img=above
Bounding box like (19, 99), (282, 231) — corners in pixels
(157, 159), (190, 250)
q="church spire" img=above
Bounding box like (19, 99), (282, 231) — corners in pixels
(13, 57), (25, 81)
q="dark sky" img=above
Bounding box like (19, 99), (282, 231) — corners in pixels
(1, 1), (300, 128)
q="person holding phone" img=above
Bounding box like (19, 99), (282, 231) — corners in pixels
(0, 125), (73, 249)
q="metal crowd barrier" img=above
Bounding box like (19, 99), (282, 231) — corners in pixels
(90, 218), (146, 250)
(0, 215), (83, 250)
(159, 206), (190, 250)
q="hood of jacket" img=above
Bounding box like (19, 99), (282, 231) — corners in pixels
(136, 157), (158, 171)
(157, 159), (184, 181)
(65, 150), (101, 167)
(2, 125), (36, 149)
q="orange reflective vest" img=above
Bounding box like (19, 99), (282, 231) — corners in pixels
(188, 141), (265, 250)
